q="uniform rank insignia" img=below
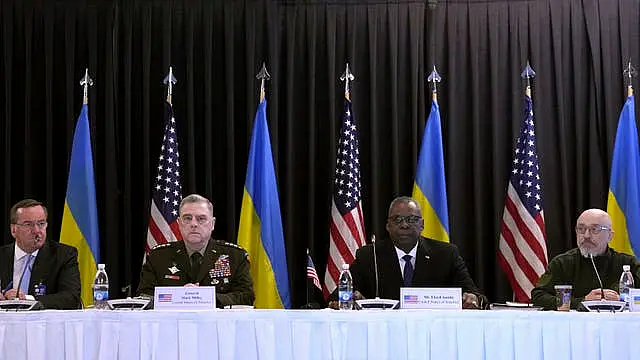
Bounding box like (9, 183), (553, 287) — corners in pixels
(168, 265), (180, 274)
(210, 254), (232, 278)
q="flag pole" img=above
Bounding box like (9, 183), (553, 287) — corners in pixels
(305, 248), (311, 308)
(340, 63), (355, 99)
(521, 60), (536, 98)
(257, 62), (270, 103)
(163, 66), (177, 105)
(80, 68), (93, 105)
(623, 61), (636, 97)
(427, 65), (441, 102)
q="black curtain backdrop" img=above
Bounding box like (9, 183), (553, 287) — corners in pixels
(1, 0), (639, 307)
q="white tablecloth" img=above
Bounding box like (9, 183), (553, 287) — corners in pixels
(1, 309), (639, 360)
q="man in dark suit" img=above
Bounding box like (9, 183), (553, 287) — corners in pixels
(138, 194), (255, 307)
(329, 196), (486, 309)
(0, 199), (81, 309)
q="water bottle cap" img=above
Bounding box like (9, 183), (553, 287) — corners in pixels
(623, 265), (631, 271)
(98, 264), (106, 270)
(342, 263), (350, 270)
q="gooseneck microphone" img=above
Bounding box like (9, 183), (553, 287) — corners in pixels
(354, 235), (399, 309)
(372, 235), (380, 299)
(589, 254), (605, 301)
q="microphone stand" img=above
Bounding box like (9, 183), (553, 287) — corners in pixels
(589, 254), (605, 302)
(355, 235), (399, 310)
(580, 253), (625, 312)
(0, 255), (42, 311)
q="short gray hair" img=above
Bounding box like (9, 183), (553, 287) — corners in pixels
(179, 194), (214, 217)
(388, 196), (421, 216)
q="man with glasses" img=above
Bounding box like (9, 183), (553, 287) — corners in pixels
(138, 194), (255, 307)
(329, 196), (486, 309)
(0, 199), (81, 309)
(531, 208), (640, 310)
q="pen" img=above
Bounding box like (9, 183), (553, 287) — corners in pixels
(2, 280), (13, 295)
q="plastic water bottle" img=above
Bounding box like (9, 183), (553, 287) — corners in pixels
(93, 264), (109, 310)
(619, 265), (634, 310)
(338, 263), (353, 310)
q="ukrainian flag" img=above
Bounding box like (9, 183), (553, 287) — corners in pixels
(60, 103), (100, 306)
(607, 93), (640, 256)
(237, 98), (291, 308)
(412, 99), (450, 243)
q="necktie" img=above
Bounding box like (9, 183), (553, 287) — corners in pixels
(19, 254), (34, 294)
(402, 254), (413, 287)
(190, 252), (203, 282)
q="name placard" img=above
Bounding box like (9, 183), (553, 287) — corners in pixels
(400, 287), (462, 310)
(153, 286), (216, 310)
(629, 288), (640, 312)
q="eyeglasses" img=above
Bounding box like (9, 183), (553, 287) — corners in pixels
(180, 214), (211, 225)
(575, 224), (610, 235)
(389, 215), (422, 225)
(14, 221), (47, 229)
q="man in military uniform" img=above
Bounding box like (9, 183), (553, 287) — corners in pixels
(137, 194), (254, 307)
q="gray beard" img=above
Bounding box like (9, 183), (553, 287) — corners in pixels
(579, 247), (604, 258)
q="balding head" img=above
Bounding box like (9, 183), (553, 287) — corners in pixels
(577, 209), (612, 227)
(575, 208), (614, 257)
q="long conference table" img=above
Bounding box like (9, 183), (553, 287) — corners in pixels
(1, 309), (639, 360)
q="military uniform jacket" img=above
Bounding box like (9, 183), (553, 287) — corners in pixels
(137, 239), (255, 307)
(531, 247), (640, 310)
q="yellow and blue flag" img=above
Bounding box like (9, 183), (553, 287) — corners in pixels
(412, 99), (450, 242)
(607, 93), (640, 256)
(60, 104), (100, 306)
(237, 98), (291, 308)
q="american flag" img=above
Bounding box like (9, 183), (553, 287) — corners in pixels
(324, 83), (366, 297)
(307, 250), (321, 290)
(146, 101), (183, 252)
(158, 293), (173, 302)
(497, 91), (548, 302)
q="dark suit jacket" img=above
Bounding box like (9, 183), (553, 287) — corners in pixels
(334, 237), (485, 304)
(0, 241), (81, 309)
(137, 238), (255, 307)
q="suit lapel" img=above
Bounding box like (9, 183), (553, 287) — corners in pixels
(412, 238), (432, 286)
(196, 240), (219, 283)
(29, 242), (50, 291)
(0, 245), (15, 291)
(378, 240), (402, 296)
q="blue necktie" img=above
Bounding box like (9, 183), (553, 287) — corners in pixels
(402, 254), (413, 287)
(19, 254), (34, 294)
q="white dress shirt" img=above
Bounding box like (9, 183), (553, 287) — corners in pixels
(394, 243), (418, 277)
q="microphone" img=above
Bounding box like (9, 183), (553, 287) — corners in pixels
(589, 254), (605, 301)
(0, 254), (42, 311)
(355, 234), (399, 310)
(579, 253), (626, 312)
(122, 284), (132, 298)
(372, 235), (380, 299)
